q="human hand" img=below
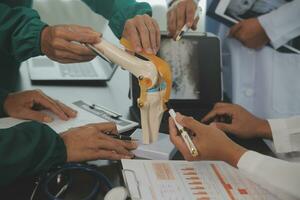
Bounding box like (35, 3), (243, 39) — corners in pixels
(41, 25), (101, 63)
(167, 0), (199, 40)
(122, 14), (160, 54)
(3, 90), (77, 123)
(229, 18), (270, 49)
(60, 123), (137, 162)
(169, 113), (247, 167)
(202, 103), (272, 139)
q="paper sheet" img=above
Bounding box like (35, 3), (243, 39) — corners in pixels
(121, 160), (279, 200)
(0, 100), (138, 133)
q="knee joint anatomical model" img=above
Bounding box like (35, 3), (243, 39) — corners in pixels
(90, 38), (172, 144)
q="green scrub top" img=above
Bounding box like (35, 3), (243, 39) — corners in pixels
(0, 0), (152, 91)
(0, 0), (152, 186)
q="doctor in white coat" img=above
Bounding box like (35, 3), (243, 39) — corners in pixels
(224, 0), (300, 119)
(167, 0), (300, 119)
(169, 111), (300, 200)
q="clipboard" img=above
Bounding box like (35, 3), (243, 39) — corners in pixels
(121, 159), (280, 200)
(207, 0), (300, 54)
(122, 169), (142, 200)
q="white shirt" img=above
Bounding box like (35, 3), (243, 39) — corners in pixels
(268, 116), (300, 154)
(258, 1), (300, 49)
(238, 151), (300, 200)
(216, 1), (300, 119)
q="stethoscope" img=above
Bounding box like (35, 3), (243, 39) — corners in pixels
(30, 163), (113, 200)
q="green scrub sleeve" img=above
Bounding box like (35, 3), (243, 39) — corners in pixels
(0, 121), (67, 186)
(82, 0), (152, 38)
(0, 3), (47, 63)
(0, 90), (9, 117)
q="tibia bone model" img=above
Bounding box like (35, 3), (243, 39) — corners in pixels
(92, 38), (172, 144)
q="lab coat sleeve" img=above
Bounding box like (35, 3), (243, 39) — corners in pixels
(258, 1), (300, 49)
(237, 151), (300, 200)
(0, 3), (47, 63)
(268, 117), (300, 153)
(81, 0), (152, 38)
(0, 90), (9, 117)
(0, 121), (67, 186)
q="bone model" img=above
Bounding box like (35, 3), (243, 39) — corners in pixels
(92, 38), (172, 144)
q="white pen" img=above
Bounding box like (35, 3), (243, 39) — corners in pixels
(175, 6), (202, 41)
(169, 109), (199, 157)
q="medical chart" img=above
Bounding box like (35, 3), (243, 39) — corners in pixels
(121, 160), (279, 200)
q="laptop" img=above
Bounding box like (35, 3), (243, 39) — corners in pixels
(27, 56), (117, 84)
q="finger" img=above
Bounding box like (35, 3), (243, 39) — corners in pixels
(116, 139), (138, 150)
(169, 118), (192, 157)
(136, 18), (152, 54)
(201, 110), (218, 123)
(214, 102), (230, 108)
(56, 100), (77, 118)
(144, 17), (158, 53)
(191, 16), (199, 30)
(235, 29), (245, 43)
(89, 122), (118, 134)
(125, 21), (142, 52)
(167, 10), (177, 37)
(97, 132), (137, 150)
(176, 3), (186, 34)
(94, 150), (133, 160)
(51, 49), (96, 62)
(97, 139), (133, 156)
(169, 117), (187, 147)
(229, 22), (242, 37)
(34, 90), (69, 120)
(176, 113), (208, 135)
(152, 20), (161, 53)
(55, 39), (95, 56)
(98, 132), (137, 150)
(54, 58), (90, 64)
(60, 27), (101, 44)
(17, 109), (53, 123)
(210, 122), (232, 133)
(69, 25), (102, 37)
(201, 108), (230, 123)
(186, 1), (197, 27)
(169, 117), (180, 143)
(33, 90), (69, 120)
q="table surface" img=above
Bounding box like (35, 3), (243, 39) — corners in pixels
(1, 27), (274, 200)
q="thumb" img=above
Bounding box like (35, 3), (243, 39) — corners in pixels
(20, 109), (53, 123)
(176, 113), (209, 135)
(210, 122), (232, 133)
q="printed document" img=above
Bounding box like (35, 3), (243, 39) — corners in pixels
(121, 160), (279, 200)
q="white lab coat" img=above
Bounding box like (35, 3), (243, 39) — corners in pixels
(208, 2), (300, 198)
(221, 1), (300, 119)
(238, 151), (300, 200)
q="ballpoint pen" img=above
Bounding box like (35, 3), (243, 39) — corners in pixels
(89, 104), (122, 119)
(104, 132), (138, 141)
(175, 6), (202, 41)
(169, 109), (199, 157)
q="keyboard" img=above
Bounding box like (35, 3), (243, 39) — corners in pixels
(59, 63), (98, 78)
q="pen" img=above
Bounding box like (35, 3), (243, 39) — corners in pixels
(104, 132), (138, 141)
(175, 6), (202, 41)
(169, 109), (199, 157)
(89, 104), (122, 119)
(85, 43), (112, 64)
